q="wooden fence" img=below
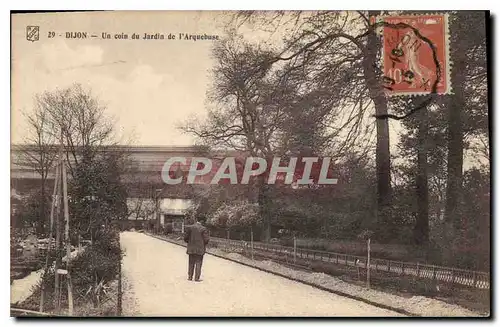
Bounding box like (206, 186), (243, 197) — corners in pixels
(208, 237), (490, 290)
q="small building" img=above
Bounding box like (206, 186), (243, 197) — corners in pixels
(160, 198), (193, 232)
(122, 197), (192, 232)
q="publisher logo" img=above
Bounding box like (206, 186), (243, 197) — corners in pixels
(26, 26), (40, 42)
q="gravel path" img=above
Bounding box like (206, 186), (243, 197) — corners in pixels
(120, 231), (402, 317)
(10, 270), (42, 305)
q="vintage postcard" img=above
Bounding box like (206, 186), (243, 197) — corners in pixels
(10, 10), (490, 318)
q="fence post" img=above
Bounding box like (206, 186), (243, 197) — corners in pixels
(117, 252), (122, 316)
(401, 262), (405, 275)
(293, 235), (297, 264)
(250, 226), (254, 261)
(387, 260), (391, 273)
(472, 271), (477, 288)
(366, 238), (371, 289)
(416, 262), (420, 278)
(432, 265), (437, 281)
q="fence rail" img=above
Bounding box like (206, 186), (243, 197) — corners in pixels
(10, 307), (61, 317)
(207, 236), (490, 290)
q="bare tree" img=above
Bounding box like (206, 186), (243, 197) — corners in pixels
(230, 11), (393, 233)
(36, 83), (117, 178)
(21, 84), (129, 242)
(128, 197), (155, 220)
(182, 31), (347, 241)
(203, 11), (393, 239)
(14, 102), (57, 233)
(182, 34), (290, 241)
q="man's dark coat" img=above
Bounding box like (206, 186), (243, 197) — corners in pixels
(184, 222), (209, 255)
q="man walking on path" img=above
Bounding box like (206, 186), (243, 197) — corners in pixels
(184, 217), (210, 281)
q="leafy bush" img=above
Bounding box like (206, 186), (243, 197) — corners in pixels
(208, 201), (260, 228)
(164, 223), (173, 234)
(21, 228), (123, 310)
(70, 229), (121, 307)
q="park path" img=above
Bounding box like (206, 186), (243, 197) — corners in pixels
(11, 270), (43, 304)
(120, 231), (403, 317)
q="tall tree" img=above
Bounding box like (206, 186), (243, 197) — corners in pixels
(364, 11), (393, 239)
(23, 84), (129, 241)
(70, 150), (128, 241)
(445, 12), (488, 239)
(414, 101), (430, 245)
(36, 83), (117, 178)
(15, 99), (57, 234)
(229, 11), (394, 240)
(182, 33), (327, 241)
(393, 11), (488, 249)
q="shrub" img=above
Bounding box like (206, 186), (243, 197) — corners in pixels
(69, 229), (121, 307)
(165, 223), (173, 234)
(208, 201), (260, 229)
(18, 228), (122, 313)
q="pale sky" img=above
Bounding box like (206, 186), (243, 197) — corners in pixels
(10, 11), (487, 172)
(11, 11), (234, 146)
(11, 11), (406, 160)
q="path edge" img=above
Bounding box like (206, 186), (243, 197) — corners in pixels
(147, 233), (418, 317)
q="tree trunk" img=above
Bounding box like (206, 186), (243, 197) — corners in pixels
(364, 12), (393, 240)
(39, 177), (46, 235)
(414, 106), (429, 245)
(444, 95), (464, 228)
(445, 15), (467, 246)
(54, 191), (62, 310)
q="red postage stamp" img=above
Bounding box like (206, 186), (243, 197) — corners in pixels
(381, 14), (450, 96)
